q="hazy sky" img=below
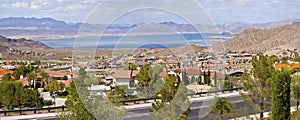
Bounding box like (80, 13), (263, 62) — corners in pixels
(0, 0), (299, 24)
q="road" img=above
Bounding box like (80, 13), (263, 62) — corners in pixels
(1, 92), (267, 120)
(124, 95), (246, 120)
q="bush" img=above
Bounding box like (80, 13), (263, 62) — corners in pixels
(36, 103), (43, 108)
(43, 100), (53, 106)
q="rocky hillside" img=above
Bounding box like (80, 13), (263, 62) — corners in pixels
(0, 45), (8, 52)
(0, 35), (51, 49)
(212, 25), (300, 53)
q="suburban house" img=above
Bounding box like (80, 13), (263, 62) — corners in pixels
(113, 70), (138, 88)
(277, 50), (299, 58)
(45, 70), (73, 86)
(160, 68), (225, 86)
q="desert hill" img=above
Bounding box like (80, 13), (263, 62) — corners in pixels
(152, 44), (203, 56)
(212, 25), (300, 53)
(0, 35), (51, 49)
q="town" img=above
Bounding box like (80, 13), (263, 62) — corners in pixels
(1, 0), (300, 119)
(1, 44), (300, 119)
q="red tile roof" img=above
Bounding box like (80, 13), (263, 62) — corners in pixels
(113, 70), (138, 79)
(160, 71), (168, 77)
(64, 79), (72, 87)
(161, 68), (225, 80)
(274, 63), (300, 70)
(45, 70), (72, 78)
(186, 69), (202, 76)
(0, 69), (13, 75)
(292, 64), (300, 68)
(0, 69), (14, 81)
(17, 78), (29, 86)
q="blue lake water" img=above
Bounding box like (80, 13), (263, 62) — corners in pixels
(38, 33), (226, 49)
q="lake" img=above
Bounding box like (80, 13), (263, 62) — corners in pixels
(38, 33), (227, 49)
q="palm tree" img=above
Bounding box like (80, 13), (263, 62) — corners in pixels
(26, 71), (37, 89)
(40, 71), (49, 88)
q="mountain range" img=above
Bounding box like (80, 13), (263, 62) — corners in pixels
(1, 17), (300, 39)
(212, 25), (300, 53)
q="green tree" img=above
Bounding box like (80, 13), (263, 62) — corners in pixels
(270, 55), (280, 63)
(2, 74), (12, 81)
(13, 83), (29, 110)
(0, 81), (19, 109)
(241, 54), (274, 119)
(292, 76), (300, 111)
(26, 71), (37, 89)
(293, 57), (300, 63)
(210, 97), (235, 117)
(177, 62), (181, 68)
(281, 56), (289, 64)
(46, 81), (65, 93)
(150, 65), (164, 94)
(149, 75), (190, 120)
(203, 71), (211, 85)
(136, 64), (151, 87)
(59, 68), (126, 120)
(207, 70), (211, 85)
(59, 68), (92, 119)
(58, 82), (94, 120)
(34, 60), (41, 65)
(78, 68), (87, 76)
(204, 71), (207, 84)
(0, 81), (42, 110)
(220, 80), (232, 90)
(271, 70), (291, 120)
(40, 71), (49, 88)
(12, 64), (35, 80)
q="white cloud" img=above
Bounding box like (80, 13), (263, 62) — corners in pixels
(80, 0), (103, 4)
(30, 2), (40, 9)
(2, 2), (30, 9)
(57, 0), (71, 3)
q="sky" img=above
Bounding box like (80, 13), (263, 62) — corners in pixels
(0, 0), (300, 24)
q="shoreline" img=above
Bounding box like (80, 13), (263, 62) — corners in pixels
(6, 32), (226, 41)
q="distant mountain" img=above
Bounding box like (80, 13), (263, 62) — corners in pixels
(212, 25), (300, 53)
(292, 22), (300, 26)
(0, 35), (51, 49)
(217, 19), (300, 33)
(0, 17), (70, 28)
(0, 17), (300, 39)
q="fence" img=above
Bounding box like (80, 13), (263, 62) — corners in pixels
(121, 87), (243, 105)
(0, 106), (66, 116)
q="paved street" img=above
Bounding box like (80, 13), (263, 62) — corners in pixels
(1, 92), (246, 120)
(124, 93), (245, 120)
